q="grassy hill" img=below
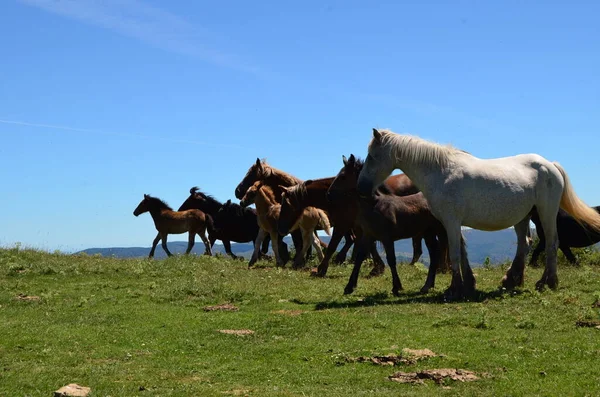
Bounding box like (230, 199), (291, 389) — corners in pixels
(1, 247), (600, 395)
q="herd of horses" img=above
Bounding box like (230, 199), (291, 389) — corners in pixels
(134, 128), (600, 300)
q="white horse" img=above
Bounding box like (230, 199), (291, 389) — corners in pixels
(357, 128), (600, 299)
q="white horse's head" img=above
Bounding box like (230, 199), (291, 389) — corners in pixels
(357, 128), (396, 196)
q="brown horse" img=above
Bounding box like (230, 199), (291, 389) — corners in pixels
(133, 194), (212, 258)
(277, 173), (424, 277)
(328, 155), (451, 295)
(234, 158), (327, 259)
(241, 181), (331, 269)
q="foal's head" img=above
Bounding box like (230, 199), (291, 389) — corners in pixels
(133, 194), (172, 216)
(327, 154), (364, 202)
(178, 187), (223, 214)
(240, 181), (263, 208)
(277, 183), (308, 236)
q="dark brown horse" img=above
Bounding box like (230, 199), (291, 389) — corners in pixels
(328, 155), (453, 296)
(530, 206), (600, 266)
(234, 158), (325, 261)
(277, 172), (424, 277)
(177, 187), (288, 261)
(133, 194), (212, 258)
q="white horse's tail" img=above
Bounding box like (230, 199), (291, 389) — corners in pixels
(553, 162), (600, 232)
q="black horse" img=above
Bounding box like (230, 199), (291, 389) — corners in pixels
(530, 206), (600, 266)
(178, 187), (289, 261)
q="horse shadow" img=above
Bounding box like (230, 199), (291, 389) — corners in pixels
(306, 287), (530, 311)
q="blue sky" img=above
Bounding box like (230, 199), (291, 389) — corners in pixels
(1, 0), (599, 252)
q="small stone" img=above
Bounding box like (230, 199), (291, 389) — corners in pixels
(54, 383), (91, 397)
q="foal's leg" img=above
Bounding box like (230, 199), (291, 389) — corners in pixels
(270, 231), (285, 267)
(149, 233), (161, 258)
(529, 239), (545, 268)
(248, 229), (267, 267)
(312, 232), (325, 262)
(198, 229), (212, 256)
(334, 231), (354, 264)
(420, 234), (440, 293)
(160, 233), (173, 257)
(185, 231), (195, 255)
(368, 242), (386, 277)
(408, 237), (423, 266)
(382, 240), (402, 296)
(293, 228), (313, 269)
(344, 235), (372, 295)
(502, 218), (531, 289)
(315, 226), (346, 277)
(560, 245), (577, 265)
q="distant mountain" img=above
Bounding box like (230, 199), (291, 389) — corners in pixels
(76, 228), (525, 265)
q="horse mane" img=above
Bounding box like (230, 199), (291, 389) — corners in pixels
(374, 129), (463, 169)
(286, 182), (307, 202)
(190, 187), (223, 209)
(259, 159), (303, 186)
(145, 195), (173, 211)
(222, 200), (249, 217)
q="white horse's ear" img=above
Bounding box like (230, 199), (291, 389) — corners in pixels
(372, 128), (382, 142)
(342, 155), (348, 166)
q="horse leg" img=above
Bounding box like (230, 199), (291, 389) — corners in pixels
(528, 238), (545, 268)
(312, 232), (325, 262)
(248, 229), (267, 268)
(535, 203), (560, 290)
(185, 231), (195, 255)
(368, 242), (386, 277)
(420, 233), (439, 293)
(222, 240), (237, 259)
(408, 236), (423, 266)
(261, 234), (271, 255)
(278, 235), (290, 265)
(271, 231), (285, 267)
(315, 227), (345, 277)
(149, 233), (161, 258)
(561, 245), (577, 265)
(344, 235), (371, 295)
(382, 239), (402, 296)
(334, 231), (354, 264)
(502, 218), (531, 289)
(293, 228), (312, 269)
(161, 233), (173, 257)
(459, 233), (476, 296)
(442, 223), (464, 301)
(291, 229), (303, 263)
(198, 229), (212, 256)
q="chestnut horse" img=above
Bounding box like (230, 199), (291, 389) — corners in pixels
(240, 181), (331, 268)
(277, 172), (424, 277)
(328, 155), (451, 295)
(133, 194), (212, 258)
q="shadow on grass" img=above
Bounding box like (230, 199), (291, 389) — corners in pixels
(305, 287), (531, 311)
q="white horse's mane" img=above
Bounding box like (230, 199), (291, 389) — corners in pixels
(373, 129), (465, 169)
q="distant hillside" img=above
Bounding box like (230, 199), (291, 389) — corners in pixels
(77, 228), (526, 265)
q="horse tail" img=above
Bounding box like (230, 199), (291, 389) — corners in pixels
(205, 213), (216, 237)
(553, 162), (600, 232)
(317, 209), (331, 236)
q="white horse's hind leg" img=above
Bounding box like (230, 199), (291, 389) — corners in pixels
(501, 217), (531, 289)
(535, 204), (560, 290)
(443, 222), (465, 301)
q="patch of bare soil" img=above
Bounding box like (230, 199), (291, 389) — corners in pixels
(576, 319), (600, 328)
(218, 329), (254, 336)
(347, 348), (441, 366)
(204, 303), (239, 312)
(271, 309), (305, 316)
(15, 294), (41, 302)
(389, 368), (484, 385)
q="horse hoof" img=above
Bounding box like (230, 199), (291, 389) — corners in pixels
(547, 275), (559, 290)
(392, 289), (401, 297)
(444, 287), (463, 302)
(535, 279), (546, 291)
(343, 286), (354, 295)
(420, 285), (432, 294)
(333, 255), (346, 264)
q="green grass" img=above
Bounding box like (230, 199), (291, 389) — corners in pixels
(1, 247), (600, 396)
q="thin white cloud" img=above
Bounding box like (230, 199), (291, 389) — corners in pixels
(0, 118), (248, 149)
(18, 0), (259, 74)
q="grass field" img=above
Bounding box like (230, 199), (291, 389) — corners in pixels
(1, 247), (600, 396)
